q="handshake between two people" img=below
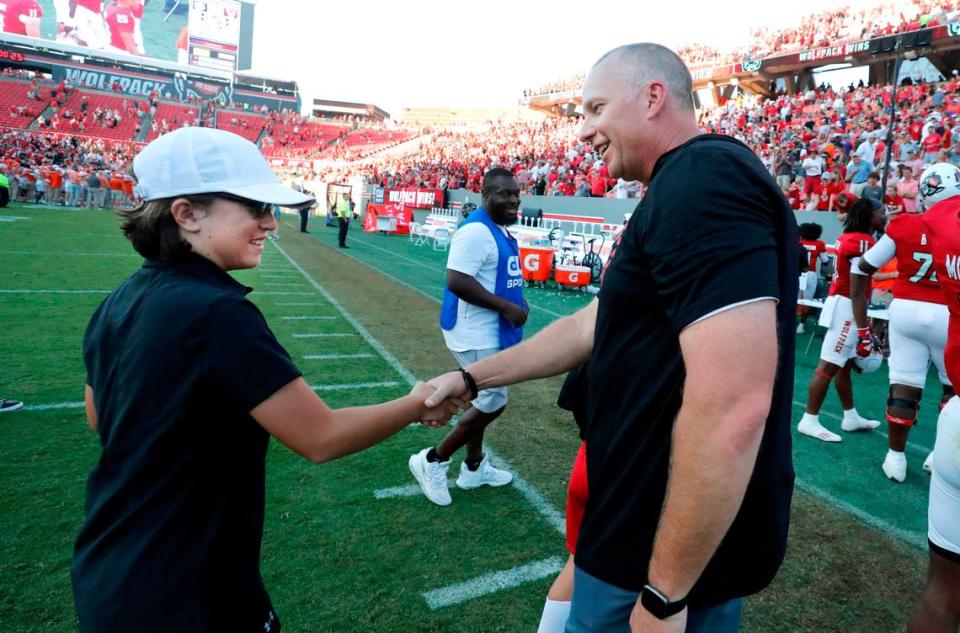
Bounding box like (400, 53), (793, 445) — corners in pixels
(409, 371), (477, 427)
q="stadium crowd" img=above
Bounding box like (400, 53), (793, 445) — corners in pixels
(525, 0), (960, 97)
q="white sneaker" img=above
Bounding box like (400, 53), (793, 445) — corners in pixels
(841, 414), (881, 432)
(882, 451), (907, 483)
(408, 448), (451, 506)
(796, 322), (806, 334)
(456, 455), (513, 490)
(798, 419), (842, 442)
(923, 452), (934, 474)
(0, 399), (23, 413)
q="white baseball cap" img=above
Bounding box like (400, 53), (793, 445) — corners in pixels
(132, 127), (314, 207)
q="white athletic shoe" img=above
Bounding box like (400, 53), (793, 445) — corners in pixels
(408, 448), (451, 506)
(796, 322), (806, 334)
(0, 399), (23, 413)
(841, 414), (881, 432)
(882, 450), (907, 483)
(923, 452), (934, 474)
(456, 455), (513, 490)
(798, 419), (842, 442)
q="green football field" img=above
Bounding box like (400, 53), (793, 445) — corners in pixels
(0, 204), (937, 632)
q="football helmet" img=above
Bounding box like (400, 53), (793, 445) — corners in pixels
(918, 163), (960, 210)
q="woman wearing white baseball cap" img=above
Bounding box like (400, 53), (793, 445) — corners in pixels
(72, 128), (455, 632)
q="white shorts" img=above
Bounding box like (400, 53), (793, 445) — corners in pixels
(929, 396), (960, 558)
(818, 295), (857, 367)
(888, 298), (950, 388)
(451, 347), (508, 414)
(72, 5), (108, 49)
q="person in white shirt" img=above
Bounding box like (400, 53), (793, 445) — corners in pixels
(408, 168), (528, 507)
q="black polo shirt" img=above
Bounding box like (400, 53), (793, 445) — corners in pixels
(577, 134), (797, 607)
(73, 252), (300, 633)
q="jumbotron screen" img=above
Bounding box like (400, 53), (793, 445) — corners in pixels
(1, 0), (252, 70)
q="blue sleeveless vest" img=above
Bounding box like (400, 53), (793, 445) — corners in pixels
(440, 208), (524, 349)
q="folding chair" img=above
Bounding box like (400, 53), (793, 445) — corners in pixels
(409, 222), (427, 246)
(433, 228), (451, 251)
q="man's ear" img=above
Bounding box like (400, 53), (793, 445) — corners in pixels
(170, 198), (203, 234)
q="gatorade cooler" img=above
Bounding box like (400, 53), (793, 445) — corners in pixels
(519, 246), (555, 287)
(554, 265), (591, 291)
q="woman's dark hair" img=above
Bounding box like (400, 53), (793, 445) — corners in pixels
(798, 222), (823, 240)
(118, 193), (217, 261)
(843, 197), (880, 234)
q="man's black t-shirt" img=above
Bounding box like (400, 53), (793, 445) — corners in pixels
(577, 134), (797, 607)
(74, 253), (300, 632)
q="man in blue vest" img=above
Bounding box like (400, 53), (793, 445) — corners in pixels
(408, 167), (528, 506)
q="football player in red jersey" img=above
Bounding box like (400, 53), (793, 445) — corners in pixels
(104, 0), (142, 55)
(1, 0), (43, 37)
(851, 193), (952, 482)
(799, 198), (886, 442)
(908, 163), (960, 633)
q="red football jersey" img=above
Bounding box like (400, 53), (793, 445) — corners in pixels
(799, 239), (826, 272)
(830, 231), (875, 298)
(885, 212), (946, 304)
(75, 0), (102, 12)
(105, 3), (136, 51)
(921, 197), (960, 389)
(2, 0), (42, 35)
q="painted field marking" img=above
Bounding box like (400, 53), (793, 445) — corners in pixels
(293, 333), (355, 338)
(263, 282), (308, 287)
(282, 316), (337, 320)
(261, 273), (299, 278)
(303, 353), (374, 360)
(796, 479), (926, 548)
(0, 216), (29, 222)
(0, 288), (109, 294)
(374, 481), (454, 499)
(310, 381), (400, 392)
(256, 291), (315, 296)
(22, 402), (84, 411)
(276, 302), (326, 306)
(0, 250), (136, 257)
(422, 557), (564, 610)
(271, 241), (566, 536)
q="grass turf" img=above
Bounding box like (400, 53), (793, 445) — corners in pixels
(0, 204), (933, 632)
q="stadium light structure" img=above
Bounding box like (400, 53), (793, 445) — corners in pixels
(878, 35), (904, 197)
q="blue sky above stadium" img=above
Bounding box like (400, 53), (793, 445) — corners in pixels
(251, 0), (856, 117)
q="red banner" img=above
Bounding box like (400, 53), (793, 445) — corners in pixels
(363, 203), (412, 235)
(382, 187), (444, 209)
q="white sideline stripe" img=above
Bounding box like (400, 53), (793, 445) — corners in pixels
(261, 274), (299, 279)
(374, 481), (454, 499)
(263, 282), (307, 287)
(22, 402), (84, 411)
(791, 400), (931, 455)
(271, 241), (567, 537)
(303, 353), (374, 360)
(0, 215), (28, 221)
(0, 250), (136, 257)
(796, 479), (926, 549)
(347, 236), (568, 319)
(0, 288), (109, 294)
(310, 381), (400, 391)
(422, 557), (564, 610)
(282, 316), (337, 320)
(276, 302), (325, 306)
(256, 291), (314, 295)
(292, 333), (354, 338)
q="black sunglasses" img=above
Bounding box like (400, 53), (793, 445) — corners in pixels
(214, 192), (274, 218)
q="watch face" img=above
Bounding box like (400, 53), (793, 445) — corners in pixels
(640, 586), (669, 620)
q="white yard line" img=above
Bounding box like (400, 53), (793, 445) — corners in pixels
(422, 557), (564, 610)
(0, 250), (136, 257)
(796, 479), (926, 549)
(0, 288), (109, 294)
(282, 316), (337, 320)
(374, 482), (454, 499)
(303, 353), (375, 360)
(271, 241), (567, 536)
(310, 381), (400, 391)
(22, 402), (84, 411)
(275, 302), (326, 306)
(293, 333), (355, 338)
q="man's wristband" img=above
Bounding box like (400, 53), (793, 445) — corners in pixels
(457, 368), (479, 400)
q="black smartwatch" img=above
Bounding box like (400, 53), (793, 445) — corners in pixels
(639, 584), (688, 620)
